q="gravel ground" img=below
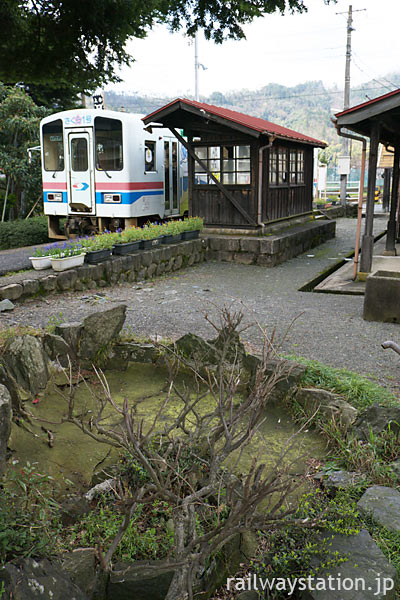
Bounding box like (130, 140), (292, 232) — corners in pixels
(1, 216), (399, 396)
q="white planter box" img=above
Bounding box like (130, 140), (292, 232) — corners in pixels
(50, 253), (85, 272)
(29, 256), (52, 270)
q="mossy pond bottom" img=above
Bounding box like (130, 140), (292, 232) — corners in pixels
(9, 363), (327, 492)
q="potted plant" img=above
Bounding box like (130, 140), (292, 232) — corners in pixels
(180, 216), (203, 240)
(139, 224), (164, 250)
(113, 226), (142, 255)
(162, 220), (184, 244)
(48, 242), (86, 272)
(29, 246), (53, 270)
(83, 231), (117, 264)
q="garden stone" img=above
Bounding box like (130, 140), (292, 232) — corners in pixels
(43, 333), (73, 364)
(301, 529), (396, 599)
(237, 594), (260, 600)
(0, 363), (21, 412)
(4, 335), (49, 396)
(357, 486), (400, 531)
(175, 333), (214, 361)
(60, 495), (91, 526)
(1, 557), (88, 600)
(295, 388), (358, 429)
(40, 274), (57, 291)
(0, 283), (23, 301)
(0, 299), (15, 312)
(55, 322), (82, 356)
(0, 384), (12, 477)
(351, 404), (400, 440)
(318, 469), (362, 495)
(74, 280), (85, 291)
(57, 269), (78, 291)
(61, 549), (99, 598)
(22, 279), (39, 296)
(137, 267), (147, 280)
(389, 459), (400, 479)
(98, 279), (108, 287)
(109, 562), (175, 600)
(173, 255), (183, 270)
(146, 263), (157, 278)
(79, 304), (127, 361)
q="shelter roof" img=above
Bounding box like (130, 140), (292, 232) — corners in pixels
(143, 98), (326, 147)
(334, 88), (400, 146)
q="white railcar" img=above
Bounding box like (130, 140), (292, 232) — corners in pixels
(40, 109), (188, 238)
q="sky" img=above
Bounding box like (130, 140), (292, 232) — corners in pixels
(106, 0), (400, 104)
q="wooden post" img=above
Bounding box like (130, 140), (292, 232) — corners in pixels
(382, 167), (391, 212)
(360, 121), (380, 274)
(385, 146), (399, 255)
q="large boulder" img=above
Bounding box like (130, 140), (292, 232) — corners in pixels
(351, 404), (400, 440)
(0, 557), (88, 599)
(0, 363), (21, 412)
(295, 388), (358, 429)
(43, 333), (74, 366)
(0, 384), (12, 477)
(79, 305), (127, 362)
(108, 562), (175, 600)
(4, 335), (49, 396)
(301, 529), (396, 599)
(357, 486), (400, 532)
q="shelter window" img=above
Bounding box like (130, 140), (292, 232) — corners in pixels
(43, 119), (64, 171)
(270, 147), (305, 186)
(145, 141), (156, 171)
(95, 117), (123, 171)
(194, 145), (250, 185)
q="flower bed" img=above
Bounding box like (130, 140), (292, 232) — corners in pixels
(29, 217), (204, 270)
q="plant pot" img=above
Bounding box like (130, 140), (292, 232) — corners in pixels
(181, 230), (200, 241)
(139, 237), (163, 250)
(161, 233), (182, 245)
(50, 253), (86, 272)
(29, 256), (52, 270)
(113, 241), (141, 255)
(85, 249), (112, 264)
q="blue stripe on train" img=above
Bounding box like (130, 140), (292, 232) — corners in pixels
(95, 190), (162, 205)
(43, 190), (162, 205)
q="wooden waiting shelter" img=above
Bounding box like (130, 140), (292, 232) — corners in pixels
(143, 99), (326, 230)
(334, 89), (400, 272)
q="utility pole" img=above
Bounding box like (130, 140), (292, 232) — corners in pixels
(337, 5), (366, 206)
(194, 32), (207, 101)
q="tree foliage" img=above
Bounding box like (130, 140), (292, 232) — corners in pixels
(0, 0), (334, 105)
(0, 84), (47, 218)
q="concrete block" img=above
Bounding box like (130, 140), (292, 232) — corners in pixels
(364, 270), (400, 323)
(233, 253), (256, 265)
(239, 238), (260, 253)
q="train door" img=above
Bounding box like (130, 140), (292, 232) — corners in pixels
(67, 130), (95, 215)
(164, 140), (180, 216)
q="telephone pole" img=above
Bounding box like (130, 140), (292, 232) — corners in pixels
(337, 5), (366, 206)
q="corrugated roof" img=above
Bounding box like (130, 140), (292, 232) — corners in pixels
(335, 88), (400, 118)
(144, 98), (326, 146)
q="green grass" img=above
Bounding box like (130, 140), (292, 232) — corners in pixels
(285, 354), (398, 410)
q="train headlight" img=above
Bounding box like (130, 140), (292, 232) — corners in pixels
(104, 193), (121, 203)
(47, 192), (63, 201)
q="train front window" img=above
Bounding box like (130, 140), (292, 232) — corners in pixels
(43, 119), (64, 171)
(95, 117), (123, 171)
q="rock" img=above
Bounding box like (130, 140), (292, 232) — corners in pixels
(79, 305), (127, 362)
(60, 495), (91, 526)
(85, 478), (116, 501)
(0, 283), (23, 301)
(61, 549), (98, 598)
(55, 322), (82, 356)
(318, 469), (363, 495)
(351, 404), (400, 440)
(40, 274), (57, 292)
(175, 333), (212, 361)
(4, 335), (49, 396)
(109, 562), (175, 600)
(237, 593), (260, 600)
(0, 299), (14, 312)
(301, 529), (397, 599)
(22, 279), (39, 296)
(0, 363), (21, 412)
(0, 557), (89, 599)
(0, 384), (12, 477)
(43, 333), (73, 365)
(295, 388), (358, 429)
(357, 486), (400, 531)
(389, 459), (400, 479)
